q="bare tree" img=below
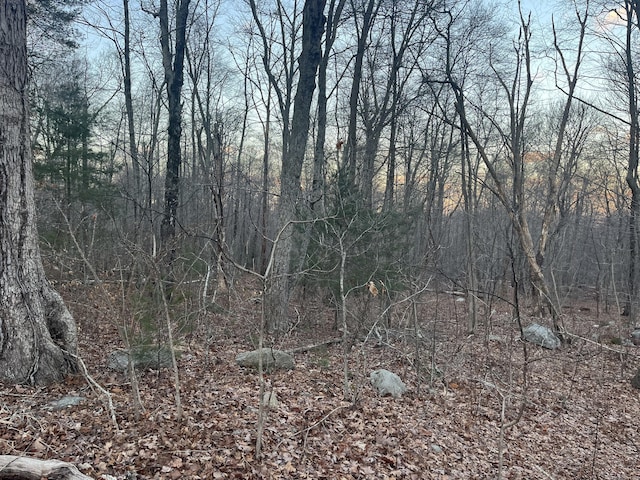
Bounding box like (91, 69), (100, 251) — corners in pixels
(123, 0), (141, 223)
(310, 0), (347, 213)
(535, 3), (589, 291)
(341, 0), (380, 188)
(250, 0), (327, 331)
(438, 1), (589, 334)
(186, 0), (229, 303)
(153, 0), (191, 251)
(623, 0), (640, 320)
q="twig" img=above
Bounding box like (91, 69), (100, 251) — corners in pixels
(535, 465), (556, 479)
(158, 281), (183, 421)
(291, 404), (346, 438)
(563, 331), (640, 358)
(65, 352), (118, 431)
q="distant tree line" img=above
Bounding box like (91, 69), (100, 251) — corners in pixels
(27, 0), (640, 332)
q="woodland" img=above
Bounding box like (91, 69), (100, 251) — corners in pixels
(1, 0), (640, 478)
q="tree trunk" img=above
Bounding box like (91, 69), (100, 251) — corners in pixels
(159, 0), (190, 248)
(123, 0), (141, 223)
(311, 0), (346, 213)
(625, 0), (640, 321)
(342, 0), (378, 185)
(265, 0), (326, 332)
(260, 95), (271, 275)
(0, 0), (78, 385)
(460, 126), (478, 332)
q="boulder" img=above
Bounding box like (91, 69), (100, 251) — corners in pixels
(522, 323), (561, 350)
(370, 369), (407, 398)
(107, 346), (175, 371)
(631, 328), (640, 346)
(631, 368), (640, 390)
(235, 348), (295, 371)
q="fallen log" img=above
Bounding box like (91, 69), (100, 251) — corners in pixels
(0, 455), (93, 480)
(286, 338), (342, 354)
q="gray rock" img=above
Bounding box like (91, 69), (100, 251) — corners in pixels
(108, 346), (175, 371)
(370, 369), (407, 398)
(631, 328), (640, 346)
(46, 395), (84, 410)
(488, 334), (506, 343)
(235, 348), (295, 371)
(262, 391), (279, 408)
(522, 323), (561, 349)
(632, 368), (640, 390)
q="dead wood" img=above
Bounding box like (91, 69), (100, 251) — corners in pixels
(286, 338), (343, 354)
(0, 455), (93, 480)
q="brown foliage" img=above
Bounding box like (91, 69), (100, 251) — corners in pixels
(1, 282), (639, 479)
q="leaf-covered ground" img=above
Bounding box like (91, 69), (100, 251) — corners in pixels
(1, 281), (639, 479)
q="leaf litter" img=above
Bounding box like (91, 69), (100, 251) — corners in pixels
(0, 282), (638, 479)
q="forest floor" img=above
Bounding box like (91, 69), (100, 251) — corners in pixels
(1, 278), (639, 479)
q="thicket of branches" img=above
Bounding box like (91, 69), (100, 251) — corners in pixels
(29, 0), (640, 338)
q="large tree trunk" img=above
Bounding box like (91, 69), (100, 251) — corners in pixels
(311, 0), (346, 213)
(625, 0), (640, 321)
(265, 0), (326, 332)
(159, 0), (190, 248)
(0, 0), (78, 385)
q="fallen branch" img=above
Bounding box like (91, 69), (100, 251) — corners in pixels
(0, 455), (93, 479)
(286, 338), (342, 354)
(66, 351), (119, 430)
(563, 331), (640, 358)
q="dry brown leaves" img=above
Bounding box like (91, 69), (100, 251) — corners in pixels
(1, 284), (639, 479)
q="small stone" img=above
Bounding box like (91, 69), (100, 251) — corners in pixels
(431, 444), (443, 453)
(262, 391), (279, 408)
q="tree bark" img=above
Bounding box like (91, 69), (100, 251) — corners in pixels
(0, 0), (78, 385)
(123, 0), (141, 223)
(159, 0), (190, 247)
(342, 0), (378, 186)
(624, 0), (640, 321)
(265, 0), (326, 331)
(311, 0), (346, 212)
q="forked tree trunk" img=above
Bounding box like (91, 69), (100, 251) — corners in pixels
(0, 0), (78, 385)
